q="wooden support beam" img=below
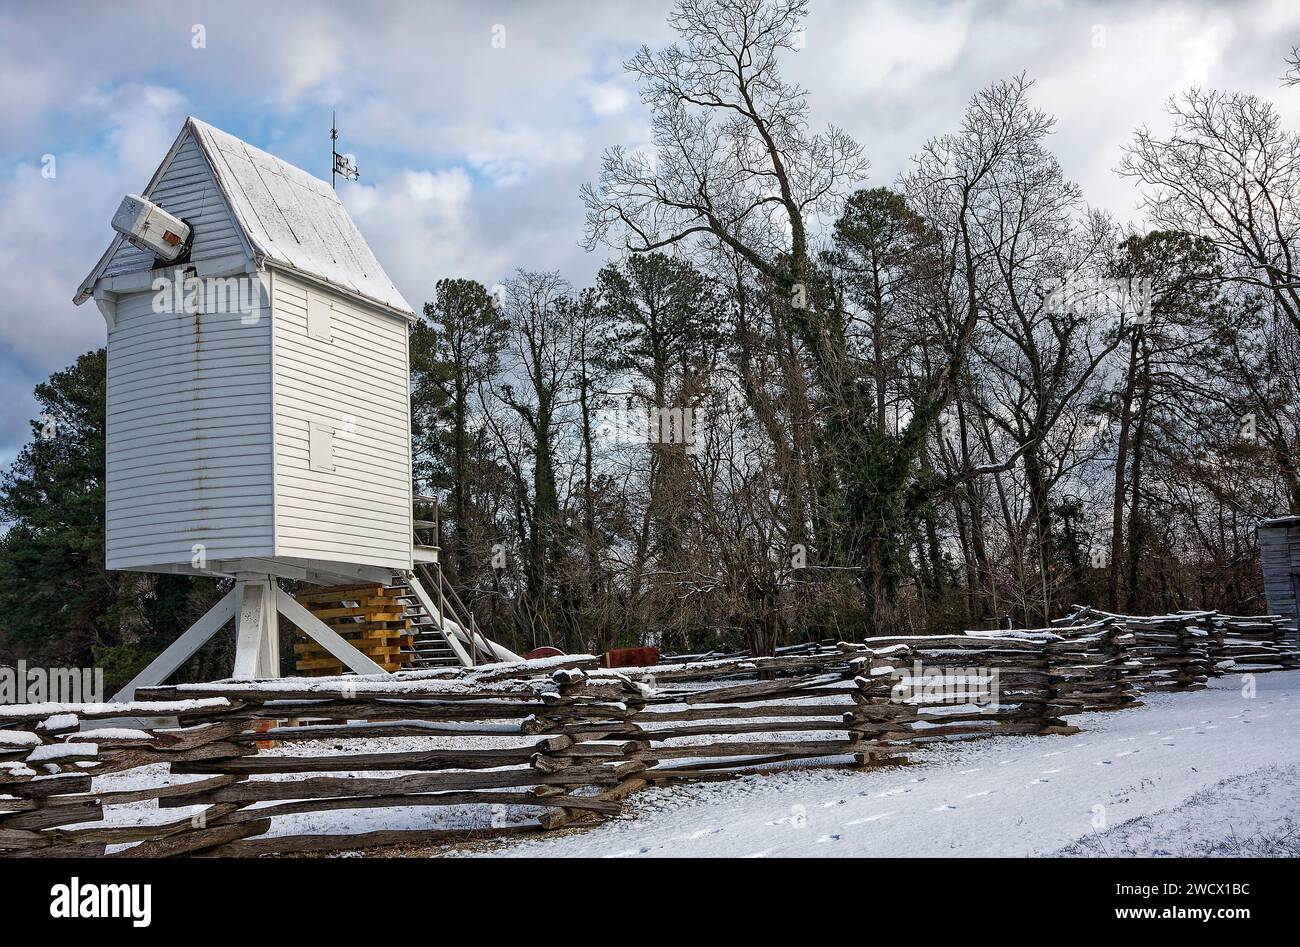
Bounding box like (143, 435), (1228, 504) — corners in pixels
(232, 578), (278, 681)
(110, 588), (239, 701)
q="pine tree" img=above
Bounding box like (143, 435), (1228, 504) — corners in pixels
(0, 350), (114, 668)
(411, 278), (509, 595)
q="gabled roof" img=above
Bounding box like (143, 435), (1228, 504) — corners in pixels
(76, 116), (415, 319)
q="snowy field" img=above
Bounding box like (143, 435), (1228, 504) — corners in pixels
(458, 671), (1300, 858)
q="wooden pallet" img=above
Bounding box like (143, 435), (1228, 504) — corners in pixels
(290, 583), (415, 676)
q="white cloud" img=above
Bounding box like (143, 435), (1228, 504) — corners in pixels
(405, 167), (472, 207)
(345, 165), (488, 304)
(273, 19), (345, 106)
(586, 80), (632, 116)
(461, 125), (587, 186)
(0, 81), (189, 450)
(806, 0), (971, 91)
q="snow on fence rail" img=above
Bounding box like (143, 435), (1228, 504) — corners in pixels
(1053, 607), (1300, 689)
(0, 611), (1293, 857)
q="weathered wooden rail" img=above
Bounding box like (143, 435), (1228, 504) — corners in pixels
(1054, 607), (1300, 690)
(1, 610), (1294, 857)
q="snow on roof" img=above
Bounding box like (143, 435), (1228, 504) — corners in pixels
(76, 116), (415, 319)
(188, 118), (414, 317)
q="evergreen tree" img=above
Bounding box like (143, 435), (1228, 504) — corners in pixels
(411, 278), (509, 594)
(0, 350), (114, 668)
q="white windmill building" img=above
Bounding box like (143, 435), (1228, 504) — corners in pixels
(75, 117), (517, 698)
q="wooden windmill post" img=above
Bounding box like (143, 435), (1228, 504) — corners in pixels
(74, 117), (435, 698)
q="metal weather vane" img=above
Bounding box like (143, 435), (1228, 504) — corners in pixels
(331, 111), (360, 189)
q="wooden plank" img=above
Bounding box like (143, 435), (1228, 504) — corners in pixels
(109, 817), (271, 858)
(197, 823), (540, 857)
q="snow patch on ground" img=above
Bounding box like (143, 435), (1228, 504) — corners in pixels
(1052, 762), (1300, 857)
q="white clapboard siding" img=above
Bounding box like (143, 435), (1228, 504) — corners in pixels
(80, 117), (417, 579)
(271, 271), (413, 570)
(101, 131), (246, 278)
(105, 289), (274, 569)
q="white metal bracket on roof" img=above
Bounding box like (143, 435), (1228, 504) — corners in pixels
(93, 288), (117, 330)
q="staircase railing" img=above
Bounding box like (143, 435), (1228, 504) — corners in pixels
(409, 495), (521, 666)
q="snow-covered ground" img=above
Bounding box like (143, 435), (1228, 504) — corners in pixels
(458, 671), (1300, 858)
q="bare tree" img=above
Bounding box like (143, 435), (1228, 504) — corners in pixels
(482, 270), (579, 644)
(583, 0), (868, 557)
(1121, 88), (1300, 335)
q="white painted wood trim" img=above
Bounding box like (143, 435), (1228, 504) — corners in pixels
(256, 579), (280, 679)
(267, 267), (279, 566)
(402, 323), (414, 551)
(93, 290), (117, 330)
(233, 579), (274, 680)
(112, 557), (395, 585)
(98, 253), (249, 296)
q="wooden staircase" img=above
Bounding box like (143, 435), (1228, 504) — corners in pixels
(406, 494), (479, 668)
(290, 496), (521, 676)
(389, 573), (463, 669)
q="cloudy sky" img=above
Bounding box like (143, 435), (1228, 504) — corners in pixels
(3, 0), (1299, 468)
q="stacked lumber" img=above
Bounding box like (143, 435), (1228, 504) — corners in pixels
(291, 583), (415, 675)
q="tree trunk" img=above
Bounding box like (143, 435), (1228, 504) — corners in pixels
(1108, 331), (1141, 610)
(1124, 337), (1152, 613)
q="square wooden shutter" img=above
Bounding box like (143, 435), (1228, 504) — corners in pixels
(307, 293), (333, 341)
(309, 422), (335, 472)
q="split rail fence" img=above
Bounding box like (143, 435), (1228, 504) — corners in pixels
(2, 609), (1296, 857)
